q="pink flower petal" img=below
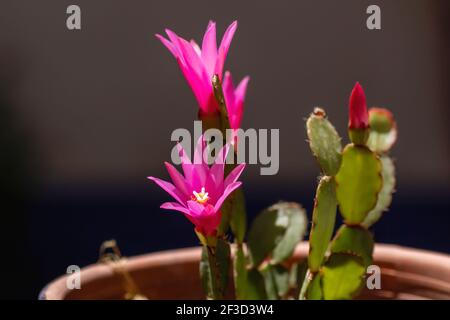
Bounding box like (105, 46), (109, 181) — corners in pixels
(162, 29), (211, 111)
(193, 135), (206, 165)
(155, 34), (178, 58)
(164, 162), (189, 198)
(199, 204), (222, 236)
(187, 200), (206, 217)
(190, 39), (201, 56)
(176, 143), (194, 183)
(176, 58), (210, 110)
(160, 202), (191, 215)
(164, 29), (184, 62)
(148, 176), (186, 205)
(231, 76), (250, 130)
(194, 136), (210, 186)
(214, 21), (237, 79)
(177, 37), (208, 80)
(190, 166), (208, 195)
(161, 202), (199, 228)
(223, 72), (236, 115)
(209, 143), (229, 185)
(235, 76), (250, 104)
(201, 21), (218, 77)
(213, 181), (242, 212)
(186, 202), (221, 235)
(224, 163), (246, 187)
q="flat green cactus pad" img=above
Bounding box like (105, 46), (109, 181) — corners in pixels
(335, 144), (382, 224)
(363, 156), (396, 227)
(200, 246), (213, 299)
(233, 245), (247, 300)
(261, 264), (291, 299)
(229, 188), (247, 244)
(308, 176), (338, 272)
(216, 239), (231, 295)
(321, 253), (366, 300)
(306, 108), (342, 175)
(330, 225), (374, 266)
(247, 202), (307, 267)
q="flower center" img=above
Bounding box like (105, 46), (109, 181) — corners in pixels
(192, 187), (209, 204)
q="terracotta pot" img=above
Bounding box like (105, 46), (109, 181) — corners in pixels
(40, 243), (450, 300)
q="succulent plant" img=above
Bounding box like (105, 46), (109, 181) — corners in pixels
(245, 202), (308, 299)
(153, 19), (399, 301)
(300, 83), (397, 300)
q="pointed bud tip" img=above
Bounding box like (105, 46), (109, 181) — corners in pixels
(351, 82), (365, 101)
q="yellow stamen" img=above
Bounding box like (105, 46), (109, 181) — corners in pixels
(192, 187), (209, 204)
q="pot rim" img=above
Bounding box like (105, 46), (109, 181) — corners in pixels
(40, 243), (450, 300)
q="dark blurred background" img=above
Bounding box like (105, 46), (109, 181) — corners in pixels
(0, 0), (448, 299)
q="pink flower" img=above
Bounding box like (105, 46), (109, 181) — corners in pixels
(148, 137), (246, 236)
(223, 71), (250, 132)
(348, 82), (369, 129)
(156, 21), (249, 121)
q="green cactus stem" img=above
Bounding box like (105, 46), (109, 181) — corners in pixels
(306, 107), (342, 176)
(305, 273), (323, 300)
(308, 176), (338, 272)
(229, 188), (247, 244)
(200, 246), (214, 299)
(335, 144), (383, 224)
(233, 244), (246, 299)
(234, 241), (268, 300)
(330, 225), (374, 267)
(211, 239), (231, 299)
(321, 253), (366, 300)
(348, 127), (370, 146)
(212, 74), (231, 135)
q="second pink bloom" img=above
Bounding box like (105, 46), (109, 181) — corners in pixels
(156, 21), (249, 131)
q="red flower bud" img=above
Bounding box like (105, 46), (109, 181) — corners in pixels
(348, 82), (369, 130)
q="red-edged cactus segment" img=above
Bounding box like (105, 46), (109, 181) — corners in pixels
(335, 144), (383, 224)
(321, 253), (366, 300)
(306, 108), (343, 176)
(308, 176), (338, 272)
(330, 225), (374, 267)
